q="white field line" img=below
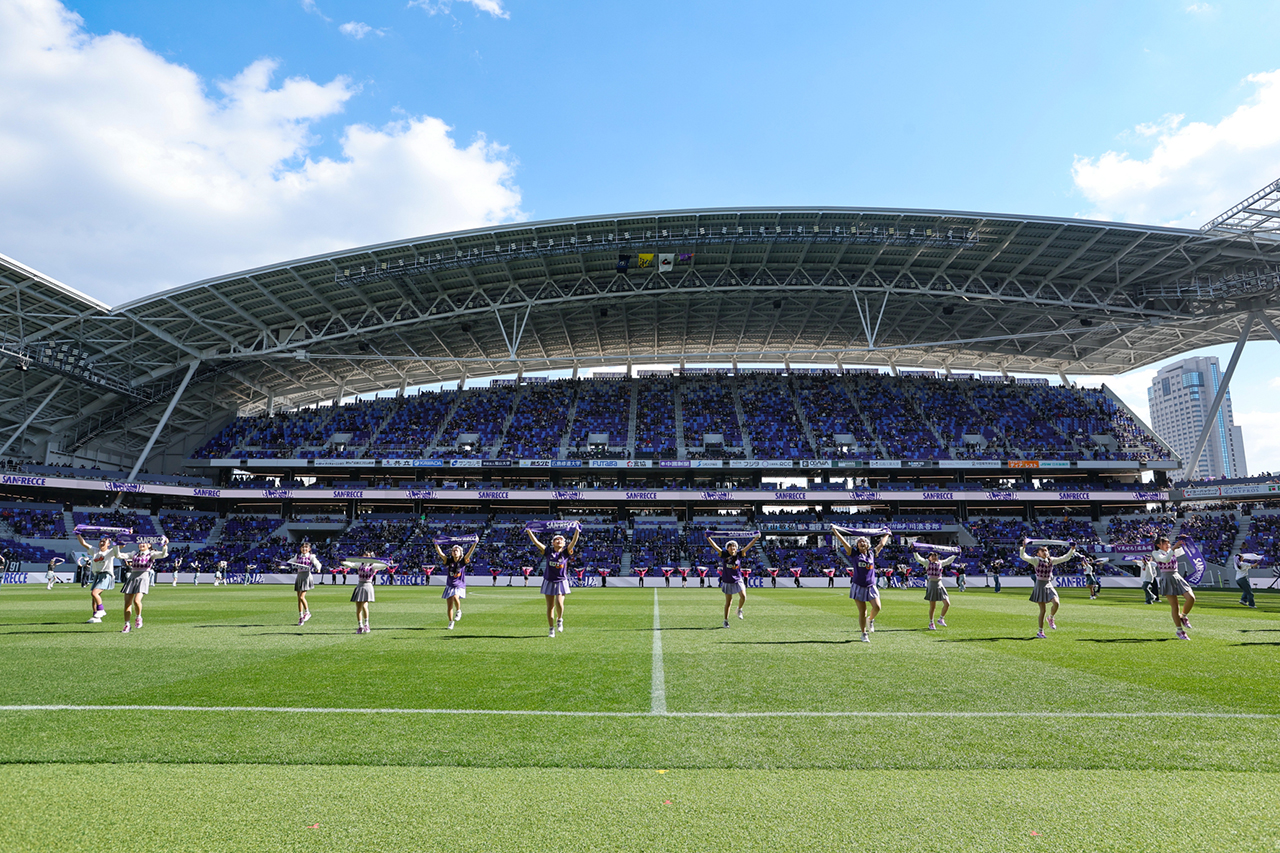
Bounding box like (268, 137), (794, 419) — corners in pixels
(1, 705), (1276, 720)
(651, 589), (666, 715)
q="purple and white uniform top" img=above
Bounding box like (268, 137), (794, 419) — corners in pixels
(1151, 547), (1184, 573)
(444, 555), (467, 590)
(543, 549), (570, 584)
(355, 563), (378, 584)
(852, 553), (876, 588)
(914, 553), (955, 580)
(719, 552), (744, 585)
(1033, 557), (1054, 582)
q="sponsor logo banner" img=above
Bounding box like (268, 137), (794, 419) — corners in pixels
(1182, 486), (1221, 498)
(482, 459), (514, 467)
(869, 460), (901, 468)
(313, 459), (349, 467)
(1007, 460), (1039, 469)
(800, 460), (835, 468)
(729, 460), (769, 469)
(659, 460), (692, 468)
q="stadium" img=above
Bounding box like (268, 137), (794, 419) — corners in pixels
(4, 196), (1280, 851)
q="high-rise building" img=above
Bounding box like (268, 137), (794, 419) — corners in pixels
(1147, 356), (1248, 482)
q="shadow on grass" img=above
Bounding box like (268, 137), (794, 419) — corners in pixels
(1238, 628), (1280, 633)
(1232, 641), (1280, 646)
(440, 634), (554, 640)
(938, 636), (1039, 642)
(1076, 637), (1175, 643)
(0, 628), (105, 635)
(194, 624), (271, 628)
(605, 626), (722, 632)
(720, 639), (857, 645)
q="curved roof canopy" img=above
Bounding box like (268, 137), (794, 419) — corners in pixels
(3, 205), (1280, 466)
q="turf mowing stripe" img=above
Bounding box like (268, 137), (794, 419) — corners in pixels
(651, 589), (666, 715)
(4, 704), (1278, 719)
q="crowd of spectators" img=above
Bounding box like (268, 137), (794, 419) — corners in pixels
(566, 378), (631, 458)
(1, 505), (66, 538)
(738, 375), (811, 459)
(158, 512), (217, 542)
(500, 382), (574, 458)
(1177, 512), (1239, 566)
(1242, 515), (1280, 568)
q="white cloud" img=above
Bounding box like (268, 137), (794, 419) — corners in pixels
(1186, 3), (1214, 13)
(0, 0), (522, 305)
(1072, 70), (1280, 227)
(339, 21), (384, 39)
(408, 0), (510, 20)
(300, 0), (331, 22)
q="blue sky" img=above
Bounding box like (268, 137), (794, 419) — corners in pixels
(2, 0), (1279, 471)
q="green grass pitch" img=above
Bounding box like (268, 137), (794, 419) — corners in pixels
(2, 582), (1278, 852)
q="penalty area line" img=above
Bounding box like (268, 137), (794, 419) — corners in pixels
(0, 705), (1276, 720)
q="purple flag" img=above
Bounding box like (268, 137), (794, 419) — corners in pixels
(525, 520), (581, 536)
(1181, 537), (1207, 585)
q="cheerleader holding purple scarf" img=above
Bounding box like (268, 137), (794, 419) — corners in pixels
(526, 521), (580, 637)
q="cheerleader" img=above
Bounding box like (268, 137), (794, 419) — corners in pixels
(662, 567), (674, 587)
(706, 533), (760, 628)
(833, 528), (889, 643)
(213, 563), (225, 586)
(490, 566), (501, 586)
(823, 565), (836, 588)
(521, 565), (534, 587)
(75, 530), (121, 623)
(1152, 536), (1195, 640)
(1017, 539), (1077, 639)
(171, 556), (182, 587)
(767, 566), (779, 588)
(422, 564), (435, 586)
(678, 566), (690, 588)
(346, 553), (381, 634)
(636, 566), (648, 587)
(1083, 556), (1100, 599)
(285, 542), (321, 626)
(527, 525), (580, 637)
(696, 565), (710, 588)
(434, 538), (478, 629)
(913, 548), (956, 630)
(597, 566), (610, 587)
(790, 566), (802, 587)
(117, 537), (170, 633)
(45, 558), (63, 590)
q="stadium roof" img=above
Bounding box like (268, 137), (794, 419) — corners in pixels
(4, 204), (1280, 470)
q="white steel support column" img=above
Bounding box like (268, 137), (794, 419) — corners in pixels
(1257, 311), (1280, 345)
(1185, 313), (1255, 480)
(127, 361), (199, 482)
(0, 378), (65, 457)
